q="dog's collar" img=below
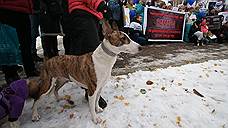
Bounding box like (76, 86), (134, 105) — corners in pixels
(101, 42), (117, 57)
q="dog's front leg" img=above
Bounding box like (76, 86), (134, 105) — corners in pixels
(95, 87), (104, 113)
(88, 90), (102, 124)
(32, 99), (41, 121)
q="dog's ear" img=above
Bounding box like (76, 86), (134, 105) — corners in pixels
(102, 20), (112, 37)
(112, 21), (119, 31)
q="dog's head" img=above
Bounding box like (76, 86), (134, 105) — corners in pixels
(27, 77), (41, 100)
(102, 20), (142, 54)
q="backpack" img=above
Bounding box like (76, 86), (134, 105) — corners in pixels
(107, 0), (121, 21)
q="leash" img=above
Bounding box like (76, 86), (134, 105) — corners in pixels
(101, 42), (117, 57)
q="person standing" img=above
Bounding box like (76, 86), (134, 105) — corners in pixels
(0, 0), (39, 84)
(67, 0), (110, 108)
(39, 0), (63, 59)
(30, 0), (43, 62)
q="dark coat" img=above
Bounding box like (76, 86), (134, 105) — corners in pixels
(0, 0), (33, 14)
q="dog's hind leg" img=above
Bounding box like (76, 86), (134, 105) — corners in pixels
(54, 77), (70, 101)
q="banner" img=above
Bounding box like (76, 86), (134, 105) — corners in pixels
(143, 7), (186, 42)
(218, 12), (228, 25)
(205, 15), (223, 30)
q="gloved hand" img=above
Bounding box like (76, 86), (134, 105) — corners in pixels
(97, 1), (111, 20)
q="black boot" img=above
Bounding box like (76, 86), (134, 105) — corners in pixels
(2, 65), (21, 85)
(85, 90), (107, 109)
(32, 54), (43, 62)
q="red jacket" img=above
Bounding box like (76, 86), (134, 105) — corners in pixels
(0, 0), (33, 14)
(68, 0), (104, 20)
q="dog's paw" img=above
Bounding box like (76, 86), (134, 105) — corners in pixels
(32, 113), (41, 122)
(92, 116), (102, 124)
(95, 106), (104, 113)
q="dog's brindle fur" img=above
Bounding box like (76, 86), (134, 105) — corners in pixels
(32, 21), (141, 124)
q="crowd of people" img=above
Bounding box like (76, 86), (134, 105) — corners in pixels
(0, 0), (227, 125)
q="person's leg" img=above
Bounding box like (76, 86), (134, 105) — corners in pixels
(30, 14), (43, 61)
(41, 36), (58, 59)
(40, 13), (60, 59)
(17, 14), (38, 76)
(0, 9), (38, 78)
(68, 11), (106, 108)
(50, 36), (59, 57)
(2, 65), (20, 85)
(61, 8), (71, 55)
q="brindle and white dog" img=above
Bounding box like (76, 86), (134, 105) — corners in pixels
(31, 21), (142, 124)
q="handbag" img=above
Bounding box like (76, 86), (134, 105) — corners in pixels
(0, 22), (22, 65)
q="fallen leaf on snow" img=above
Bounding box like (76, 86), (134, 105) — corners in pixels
(114, 95), (125, 100)
(69, 113), (75, 119)
(146, 80), (154, 85)
(176, 116), (181, 127)
(67, 99), (75, 105)
(58, 108), (64, 114)
(64, 95), (71, 100)
(161, 87), (166, 91)
(124, 102), (130, 106)
(193, 89), (204, 97)
(128, 124), (132, 127)
(178, 83), (182, 86)
(63, 104), (75, 109)
(211, 109), (215, 113)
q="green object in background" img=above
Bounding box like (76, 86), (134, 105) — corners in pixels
(0, 22), (22, 65)
(184, 23), (193, 43)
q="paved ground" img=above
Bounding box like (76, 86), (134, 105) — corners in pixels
(1, 41), (228, 86)
(113, 42), (228, 75)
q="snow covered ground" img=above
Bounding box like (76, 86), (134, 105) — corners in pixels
(2, 59), (228, 128)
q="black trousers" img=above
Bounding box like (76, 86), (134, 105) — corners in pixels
(0, 9), (36, 78)
(40, 14), (60, 59)
(66, 10), (100, 55)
